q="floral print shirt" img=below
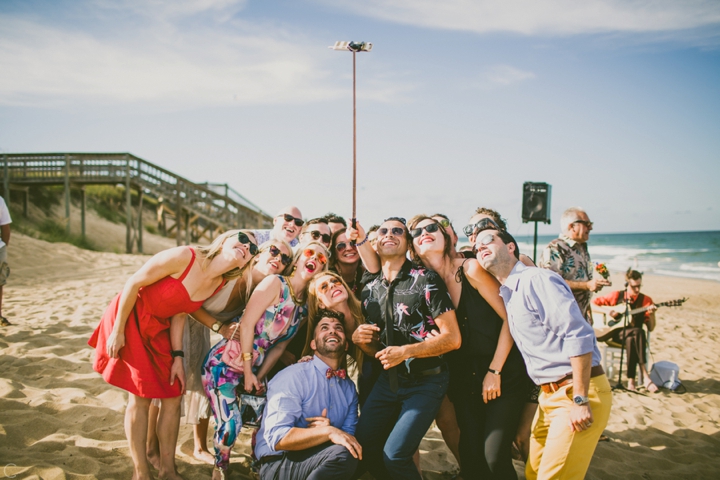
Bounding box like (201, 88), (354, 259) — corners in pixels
(252, 275), (307, 367)
(539, 235), (594, 323)
(360, 260), (455, 372)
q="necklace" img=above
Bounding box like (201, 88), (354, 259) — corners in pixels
(284, 276), (305, 305)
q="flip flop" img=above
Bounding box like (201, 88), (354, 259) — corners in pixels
(0, 316), (11, 326)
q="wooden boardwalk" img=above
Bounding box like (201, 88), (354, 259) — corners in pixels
(1, 152), (273, 253)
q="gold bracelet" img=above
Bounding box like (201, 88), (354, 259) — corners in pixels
(242, 352), (253, 362)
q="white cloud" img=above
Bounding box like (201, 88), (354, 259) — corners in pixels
(0, 1), (348, 108)
(318, 0), (720, 36)
(477, 65), (536, 89)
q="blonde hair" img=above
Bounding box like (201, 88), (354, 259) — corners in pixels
(236, 239), (294, 305)
(290, 241), (330, 275)
(303, 271), (364, 371)
(195, 229), (257, 280)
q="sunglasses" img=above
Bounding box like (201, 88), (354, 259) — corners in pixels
(303, 248), (328, 265)
(336, 242), (357, 252)
(308, 230), (332, 244)
(317, 277), (342, 294)
(475, 233), (496, 247)
(435, 218), (451, 229)
(268, 245), (292, 266)
(279, 213), (304, 227)
(463, 218), (501, 238)
(378, 227), (405, 237)
(410, 222), (440, 238)
(573, 220), (593, 228)
(237, 232), (258, 255)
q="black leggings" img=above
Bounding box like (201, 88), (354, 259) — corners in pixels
(453, 389), (526, 479)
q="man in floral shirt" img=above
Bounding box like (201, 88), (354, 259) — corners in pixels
(539, 207), (611, 324)
(352, 217), (461, 480)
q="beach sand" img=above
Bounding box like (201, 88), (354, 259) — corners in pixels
(1, 233), (719, 479)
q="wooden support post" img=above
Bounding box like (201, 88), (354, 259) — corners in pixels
(176, 186), (183, 246)
(64, 154), (71, 234)
(157, 199), (166, 236)
(257, 211), (264, 229)
(185, 210), (191, 245)
(125, 154), (133, 253)
(137, 186), (144, 254)
(80, 185), (86, 240)
(23, 188), (29, 218)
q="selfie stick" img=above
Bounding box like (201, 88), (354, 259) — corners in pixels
(329, 41), (373, 232)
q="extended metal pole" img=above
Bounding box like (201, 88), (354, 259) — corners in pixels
(352, 50), (357, 224)
(533, 221), (538, 264)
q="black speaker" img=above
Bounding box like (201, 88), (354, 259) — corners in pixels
(522, 182), (552, 224)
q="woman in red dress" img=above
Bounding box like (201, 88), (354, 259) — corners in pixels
(89, 230), (258, 480)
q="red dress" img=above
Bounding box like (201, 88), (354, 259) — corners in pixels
(89, 248), (223, 398)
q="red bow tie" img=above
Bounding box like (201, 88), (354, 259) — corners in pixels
(326, 368), (347, 380)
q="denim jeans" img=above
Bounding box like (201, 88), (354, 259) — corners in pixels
(355, 368), (449, 480)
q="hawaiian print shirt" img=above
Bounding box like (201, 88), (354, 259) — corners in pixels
(539, 235), (594, 323)
(360, 260), (455, 372)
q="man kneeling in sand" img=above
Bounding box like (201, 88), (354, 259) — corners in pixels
(476, 228), (612, 479)
(253, 310), (361, 480)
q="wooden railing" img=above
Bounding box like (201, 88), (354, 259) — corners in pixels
(1, 153), (274, 253)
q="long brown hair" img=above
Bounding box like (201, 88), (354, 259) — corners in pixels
(407, 215), (454, 265)
(303, 271), (364, 371)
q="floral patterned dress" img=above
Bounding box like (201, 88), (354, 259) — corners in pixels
(202, 275), (306, 471)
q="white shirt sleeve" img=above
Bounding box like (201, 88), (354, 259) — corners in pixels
(0, 197), (11, 226)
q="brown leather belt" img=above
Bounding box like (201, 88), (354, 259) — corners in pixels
(539, 365), (605, 394)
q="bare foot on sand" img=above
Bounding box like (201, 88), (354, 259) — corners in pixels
(627, 379), (638, 391)
(194, 448), (215, 465)
(644, 381), (659, 393)
(131, 471), (153, 480)
(146, 451), (161, 471)
(158, 469), (185, 480)
(212, 468), (227, 480)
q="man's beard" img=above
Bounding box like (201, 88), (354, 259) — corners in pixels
(316, 337), (346, 359)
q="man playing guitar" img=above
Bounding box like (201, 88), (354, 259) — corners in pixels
(592, 269), (658, 392)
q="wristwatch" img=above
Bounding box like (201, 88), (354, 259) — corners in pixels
(573, 395), (590, 405)
(211, 321), (223, 333)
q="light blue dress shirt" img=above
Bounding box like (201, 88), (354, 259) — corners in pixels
(254, 355), (359, 460)
(499, 261), (602, 385)
(251, 229), (299, 248)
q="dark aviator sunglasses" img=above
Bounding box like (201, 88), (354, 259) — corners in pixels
(378, 227), (405, 237)
(268, 245), (292, 266)
(309, 230), (332, 244)
(237, 232), (258, 256)
(410, 222), (440, 238)
(279, 213), (304, 227)
(463, 218), (501, 238)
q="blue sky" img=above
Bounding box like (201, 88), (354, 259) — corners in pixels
(1, 0), (719, 237)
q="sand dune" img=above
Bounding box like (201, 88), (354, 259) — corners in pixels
(1, 233), (719, 479)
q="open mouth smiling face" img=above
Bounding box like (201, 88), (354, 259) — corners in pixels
(302, 248), (327, 276)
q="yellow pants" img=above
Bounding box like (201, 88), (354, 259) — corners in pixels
(526, 374), (613, 480)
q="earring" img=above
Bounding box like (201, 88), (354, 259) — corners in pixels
(290, 265), (297, 277)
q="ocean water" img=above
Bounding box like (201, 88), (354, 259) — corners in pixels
(461, 231), (720, 282)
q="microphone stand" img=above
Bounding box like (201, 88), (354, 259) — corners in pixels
(612, 282), (645, 396)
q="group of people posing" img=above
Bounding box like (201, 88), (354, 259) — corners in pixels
(89, 204), (625, 480)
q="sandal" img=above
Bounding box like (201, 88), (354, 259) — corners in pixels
(0, 316), (11, 326)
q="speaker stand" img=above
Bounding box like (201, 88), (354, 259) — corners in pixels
(532, 221), (538, 264)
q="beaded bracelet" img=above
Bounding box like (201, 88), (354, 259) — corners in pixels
(356, 236), (368, 247)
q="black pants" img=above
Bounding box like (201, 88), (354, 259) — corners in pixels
(259, 443), (357, 480)
(611, 327), (647, 378)
(453, 388), (525, 479)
